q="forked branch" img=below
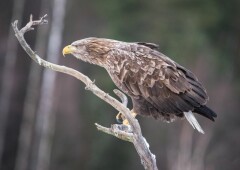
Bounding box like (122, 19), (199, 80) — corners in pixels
(12, 15), (158, 170)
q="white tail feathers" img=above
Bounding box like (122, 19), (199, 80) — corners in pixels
(184, 111), (205, 134)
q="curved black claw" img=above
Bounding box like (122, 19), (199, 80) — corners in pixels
(116, 113), (123, 124)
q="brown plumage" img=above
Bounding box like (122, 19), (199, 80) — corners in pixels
(63, 37), (217, 125)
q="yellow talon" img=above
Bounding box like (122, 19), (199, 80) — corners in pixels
(131, 111), (137, 118)
(123, 119), (130, 125)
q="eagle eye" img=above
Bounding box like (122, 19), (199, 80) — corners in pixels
(71, 43), (78, 47)
(72, 43), (84, 48)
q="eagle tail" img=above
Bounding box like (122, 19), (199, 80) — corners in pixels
(193, 106), (217, 121)
(184, 111), (205, 134)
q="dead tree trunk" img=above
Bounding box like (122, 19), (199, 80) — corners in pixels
(0, 0), (26, 166)
(14, 1), (50, 170)
(29, 1), (66, 170)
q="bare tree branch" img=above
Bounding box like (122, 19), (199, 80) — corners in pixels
(12, 15), (158, 170)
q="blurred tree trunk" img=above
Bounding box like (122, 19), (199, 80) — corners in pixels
(29, 0), (66, 170)
(175, 124), (194, 170)
(0, 0), (26, 167)
(14, 0), (50, 170)
(167, 123), (213, 170)
(191, 130), (213, 170)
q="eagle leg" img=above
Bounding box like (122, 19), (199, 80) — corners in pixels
(116, 110), (137, 125)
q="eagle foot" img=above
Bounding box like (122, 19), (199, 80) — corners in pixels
(116, 110), (137, 125)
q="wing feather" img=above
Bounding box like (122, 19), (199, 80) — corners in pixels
(108, 42), (211, 121)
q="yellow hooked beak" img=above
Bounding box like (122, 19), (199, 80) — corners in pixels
(62, 45), (75, 57)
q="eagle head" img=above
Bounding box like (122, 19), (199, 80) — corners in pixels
(62, 37), (113, 67)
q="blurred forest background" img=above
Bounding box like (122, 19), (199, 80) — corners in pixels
(0, 0), (239, 170)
